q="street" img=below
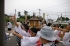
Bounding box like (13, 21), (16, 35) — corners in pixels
(5, 27), (17, 46)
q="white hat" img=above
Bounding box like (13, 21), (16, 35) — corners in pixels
(39, 26), (56, 41)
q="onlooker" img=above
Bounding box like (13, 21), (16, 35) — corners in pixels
(7, 20), (12, 35)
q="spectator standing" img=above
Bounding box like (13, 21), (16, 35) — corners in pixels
(7, 20), (12, 35)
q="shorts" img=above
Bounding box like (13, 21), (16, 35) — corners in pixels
(8, 28), (12, 31)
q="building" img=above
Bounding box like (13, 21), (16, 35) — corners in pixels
(46, 19), (53, 23)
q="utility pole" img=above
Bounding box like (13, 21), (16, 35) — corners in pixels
(15, 9), (17, 20)
(65, 11), (66, 18)
(15, 9), (16, 16)
(57, 12), (59, 22)
(43, 13), (45, 21)
(61, 13), (62, 22)
(0, 0), (5, 46)
(38, 9), (41, 16)
(58, 11), (70, 17)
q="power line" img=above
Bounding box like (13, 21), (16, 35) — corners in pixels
(58, 12), (70, 13)
(28, 1), (70, 12)
(41, 2), (70, 10)
(27, 2), (70, 17)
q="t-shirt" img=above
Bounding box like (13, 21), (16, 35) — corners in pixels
(21, 36), (39, 46)
(14, 26), (30, 37)
(7, 22), (12, 28)
(54, 30), (61, 41)
(14, 26), (30, 42)
(43, 42), (53, 46)
(43, 24), (46, 27)
(62, 32), (70, 46)
(37, 31), (40, 37)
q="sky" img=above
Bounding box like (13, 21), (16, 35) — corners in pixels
(5, 0), (70, 21)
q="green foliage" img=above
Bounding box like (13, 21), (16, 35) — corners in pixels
(61, 17), (65, 21)
(17, 18), (24, 22)
(24, 10), (28, 15)
(4, 17), (9, 21)
(37, 16), (43, 20)
(27, 15), (32, 19)
(19, 15), (32, 20)
(5, 14), (8, 16)
(18, 12), (21, 17)
(65, 17), (69, 21)
(20, 16), (24, 18)
(56, 16), (70, 21)
(4, 17), (14, 24)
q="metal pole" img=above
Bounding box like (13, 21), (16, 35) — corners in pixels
(15, 9), (16, 16)
(38, 9), (41, 16)
(43, 13), (45, 21)
(61, 13), (62, 23)
(0, 0), (5, 46)
(65, 11), (66, 18)
(15, 9), (17, 21)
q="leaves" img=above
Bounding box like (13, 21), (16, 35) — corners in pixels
(18, 12), (21, 17)
(57, 16), (70, 21)
(24, 10), (28, 15)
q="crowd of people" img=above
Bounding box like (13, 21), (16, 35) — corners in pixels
(5, 15), (70, 46)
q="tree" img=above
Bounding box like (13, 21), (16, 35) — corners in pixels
(65, 17), (69, 21)
(17, 18), (24, 22)
(24, 10), (28, 15)
(57, 16), (65, 21)
(56, 16), (70, 21)
(27, 15), (32, 19)
(61, 17), (65, 21)
(18, 12), (21, 17)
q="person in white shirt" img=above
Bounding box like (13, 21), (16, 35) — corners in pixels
(12, 27), (41, 46)
(52, 24), (61, 41)
(7, 20), (12, 35)
(11, 15), (30, 37)
(62, 25), (70, 46)
(38, 26), (56, 46)
(42, 21), (47, 27)
(54, 28), (61, 41)
(14, 22), (30, 46)
(62, 32), (70, 46)
(11, 16), (30, 46)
